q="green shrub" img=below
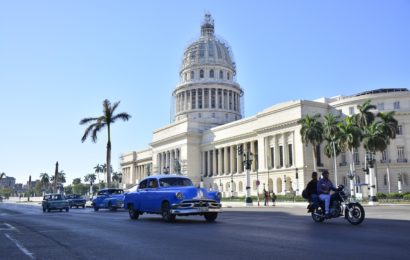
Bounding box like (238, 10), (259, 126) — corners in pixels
(403, 194), (410, 200)
(377, 192), (387, 199)
(386, 192), (403, 199)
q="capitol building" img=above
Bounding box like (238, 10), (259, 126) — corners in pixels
(120, 14), (410, 197)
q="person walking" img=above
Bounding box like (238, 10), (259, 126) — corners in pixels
(263, 189), (270, 206)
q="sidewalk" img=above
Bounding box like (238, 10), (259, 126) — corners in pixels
(221, 201), (307, 208)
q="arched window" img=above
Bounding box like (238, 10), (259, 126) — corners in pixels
(227, 72), (230, 80)
(200, 69), (204, 79)
(219, 70), (223, 79)
(210, 69), (214, 78)
(190, 71), (194, 80)
(184, 73), (187, 81)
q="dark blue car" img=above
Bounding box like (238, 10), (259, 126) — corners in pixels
(124, 175), (222, 222)
(92, 188), (124, 211)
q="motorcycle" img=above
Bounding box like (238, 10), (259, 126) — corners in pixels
(308, 185), (365, 225)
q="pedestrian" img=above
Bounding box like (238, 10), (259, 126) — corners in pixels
(263, 189), (270, 206)
(271, 191), (276, 206)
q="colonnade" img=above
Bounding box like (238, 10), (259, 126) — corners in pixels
(157, 149), (181, 174)
(175, 87), (241, 113)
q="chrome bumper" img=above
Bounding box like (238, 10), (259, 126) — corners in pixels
(170, 200), (222, 215)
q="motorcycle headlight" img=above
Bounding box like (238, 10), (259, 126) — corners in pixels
(176, 192), (184, 200)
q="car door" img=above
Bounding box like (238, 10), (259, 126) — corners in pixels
(144, 178), (161, 212)
(137, 180), (149, 211)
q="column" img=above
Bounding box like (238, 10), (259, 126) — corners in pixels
(195, 89), (199, 109)
(218, 148), (223, 175)
(237, 144), (243, 173)
(224, 147), (229, 175)
(207, 151), (212, 177)
(213, 149), (217, 176)
(250, 141), (256, 172)
(231, 145), (237, 174)
(275, 135), (280, 168)
(283, 133), (288, 167)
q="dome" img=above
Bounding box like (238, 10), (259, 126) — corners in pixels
(180, 14), (236, 75)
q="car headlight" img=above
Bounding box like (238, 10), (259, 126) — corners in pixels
(176, 192), (184, 200)
(216, 192), (222, 199)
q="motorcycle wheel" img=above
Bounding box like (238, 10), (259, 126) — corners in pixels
(345, 203), (365, 225)
(311, 206), (325, 223)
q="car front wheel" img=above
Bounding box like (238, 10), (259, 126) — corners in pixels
(161, 201), (175, 222)
(128, 205), (140, 220)
(94, 206), (99, 212)
(42, 207), (46, 213)
(66, 208), (69, 212)
(204, 212), (218, 222)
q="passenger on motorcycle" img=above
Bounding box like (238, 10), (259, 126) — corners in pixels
(303, 172), (318, 212)
(317, 170), (336, 217)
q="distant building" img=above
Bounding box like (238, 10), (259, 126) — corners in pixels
(120, 14), (410, 197)
(0, 176), (16, 188)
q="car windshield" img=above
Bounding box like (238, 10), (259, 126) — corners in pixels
(108, 189), (124, 195)
(159, 177), (193, 187)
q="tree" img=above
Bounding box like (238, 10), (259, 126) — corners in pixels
(355, 99), (376, 130)
(298, 113), (323, 171)
(112, 172), (122, 188)
(50, 170), (66, 193)
(39, 173), (50, 193)
(338, 116), (362, 196)
(377, 111), (398, 140)
(80, 99), (131, 187)
(323, 113), (342, 185)
(84, 173), (97, 194)
(72, 178), (82, 185)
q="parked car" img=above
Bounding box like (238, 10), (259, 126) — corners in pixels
(123, 175), (222, 222)
(92, 188), (124, 211)
(42, 194), (69, 212)
(66, 194), (86, 208)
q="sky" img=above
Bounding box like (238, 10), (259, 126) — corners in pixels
(1, 0), (409, 184)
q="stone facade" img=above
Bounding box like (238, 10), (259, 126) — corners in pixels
(120, 15), (410, 197)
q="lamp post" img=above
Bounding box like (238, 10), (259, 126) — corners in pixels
(398, 173), (403, 194)
(163, 166), (170, 175)
(200, 173), (204, 188)
(267, 167), (270, 193)
(146, 164), (151, 177)
(256, 154), (260, 206)
(283, 175), (287, 194)
(230, 173), (234, 200)
(219, 179), (223, 198)
(366, 152), (378, 204)
(295, 168), (299, 196)
(239, 145), (253, 205)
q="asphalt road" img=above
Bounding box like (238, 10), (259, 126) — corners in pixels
(0, 203), (409, 260)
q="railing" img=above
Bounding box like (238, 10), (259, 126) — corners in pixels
(397, 158), (408, 163)
(380, 159), (391, 164)
(339, 162), (347, 166)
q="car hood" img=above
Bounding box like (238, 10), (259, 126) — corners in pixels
(166, 186), (217, 200)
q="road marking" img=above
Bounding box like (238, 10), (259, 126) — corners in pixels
(0, 223), (19, 231)
(4, 233), (35, 259)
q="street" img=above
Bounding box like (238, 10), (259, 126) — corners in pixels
(0, 203), (409, 260)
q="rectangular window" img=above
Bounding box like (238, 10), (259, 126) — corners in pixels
(381, 150), (388, 163)
(198, 89), (202, 109)
(397, 125), (403, 135)
(229, 91), (232, 110)
(186, 91), (191, 110)
(377, 102), (384, 111)
(211, 89), (216, 108)
(204, 152), (208, 176)
(218, 89), (222, 109)
(270, 147), (275, 168)
(209, 151), (213, 176)
(204, 88), (209, 109)
(397, 146), (405, 162)
(279, 145), (284, 167)
(349, 106), (354, 115)
(288, 144), (293, 166)
(191, 90), (196, 109)
(223, 90), (228, 109)
(394, 101), (400, 110)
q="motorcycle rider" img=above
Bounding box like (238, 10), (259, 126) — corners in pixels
(317, 170), (336, 217)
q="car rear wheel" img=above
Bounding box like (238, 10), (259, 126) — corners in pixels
(204, 212), (218, 222)
(66, 208), (69, 212)
(42, 207), (46, 213)
(47, 208), (51, 212)
(59, 209), (62, 212)
(161, 201), (175, 222)
(128, 205), (140, 220)
(93, 206), (99, 212)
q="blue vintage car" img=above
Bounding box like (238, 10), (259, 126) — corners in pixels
(124, 175), (222, 222)
(92, 188), (124, 211)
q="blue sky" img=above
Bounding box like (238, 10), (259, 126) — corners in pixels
(1, 0), (409, 184)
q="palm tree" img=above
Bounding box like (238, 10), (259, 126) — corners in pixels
(0, 172), (5, 180)
(355, 99), (376, 129)
(377, 111), (398, 139)
(50, 170), (66, 193)
(112, 172), (121, 188)
(323, 113), (341, 185)
(39, 173), (50, 193)
(338, 116), (362, 196)
(80, 99), (131, 187)
(298, 113), (323, 171)
(84, 173), (97, 195)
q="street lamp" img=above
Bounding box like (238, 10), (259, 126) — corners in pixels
(295, 168), (299, 196)
(283, 175), (287, 194)
(238, 145), (253, 205)
(163, 166), (170, 175)
(398, 173), (403, 194)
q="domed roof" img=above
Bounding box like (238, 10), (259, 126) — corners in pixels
(181, 14), (236, 74)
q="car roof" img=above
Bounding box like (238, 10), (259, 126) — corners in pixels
(142, 174), (190, 180)
(98, 188), (123, 191)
